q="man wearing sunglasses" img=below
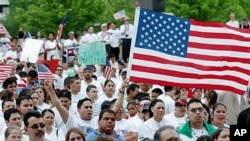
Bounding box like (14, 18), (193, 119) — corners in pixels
(24, 110), (45, 141)
(177, 98), (216, 141)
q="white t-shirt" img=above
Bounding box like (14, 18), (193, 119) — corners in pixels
(157, 94), (175, 115)
(179, 127), (209, 141)
(71, 92), (86, 104)
(114, 118), (138, 137)
(52, 103), (77, 135)
(164, 112), (187, 129)
(37, 102), (50, 113)
(66, 114), (95, 135)
(226, 20), (239, 28)
(44, 40), (60, 60)
(80, 79), (103, 98)
(44, 127), (65, 141)
(140, 117), (169, 140)
(79, 33), (99, 44)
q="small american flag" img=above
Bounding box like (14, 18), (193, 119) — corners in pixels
(0, 64), (12, 83)
(56, 12), (70, 45)
(37, 64), (56, 80)
(0, 23), (11, 39)
(113, 9), (125, 20)
(104, 59), (112, 80)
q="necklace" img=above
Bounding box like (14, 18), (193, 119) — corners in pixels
(191, 127), (204, 139)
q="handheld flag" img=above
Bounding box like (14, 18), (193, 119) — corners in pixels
(37, 64), (56, 81)
(104, 57), (112, 80)
(113, 9), (126, 20)
(56, 12), (70, 45)
(128, 8), (250, 95)
(0, 23), (11, 39)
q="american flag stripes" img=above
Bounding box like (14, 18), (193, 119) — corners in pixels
(113, 9), (126, 20)
(104, 58), (112, 80)
(128, 8), (250, 95)
(0, 23), (11, 39)
(0, 64), (12, 83)
(56, 12), (70, 45)
(37, 64), (56, 80)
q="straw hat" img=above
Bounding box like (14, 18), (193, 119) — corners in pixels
(123, 15), (130, 20)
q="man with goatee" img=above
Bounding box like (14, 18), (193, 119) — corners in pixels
(24, 110), (45, 141)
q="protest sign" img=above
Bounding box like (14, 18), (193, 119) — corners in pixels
(67, 46), (79, 61)
(78, 42), (106, 65)
(20, 39), (43, 63)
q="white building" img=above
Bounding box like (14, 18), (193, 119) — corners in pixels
(0, 0), (9, 19)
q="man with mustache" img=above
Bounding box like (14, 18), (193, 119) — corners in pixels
(24, 110), (45, 141)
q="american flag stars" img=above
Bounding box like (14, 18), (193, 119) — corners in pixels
(136, 10), (190, 57)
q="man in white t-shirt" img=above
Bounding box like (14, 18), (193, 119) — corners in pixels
(226, 12), (239, 28)
(157, 86), (176, 115)
(80, 66), (103, 98)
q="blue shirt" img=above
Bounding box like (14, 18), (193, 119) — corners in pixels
(87, 129), (124, 141)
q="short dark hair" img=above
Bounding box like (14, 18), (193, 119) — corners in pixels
(126, 83), (140, 95)
(27, 70), (38, 78)
(152, 88), (163, 95)
(133, 92), (150, 101)
(58, 89), (71, 100)
(0, 90), (13, 101)
(77, 98), (92, 109)
(64, 77), (72, 89)
(98, 109), (116, 121)
(18, 88), (31, 98)
(164, 86), (174, 92)
(24, 110), (42, 127)
(16, 95), (32, 106)
(2, 99), (14, 109)
(127, 100), (136, 108)
(86, 85), (97, 92)
(154, 125), (178, 141)
(4, 108), (21, 121)
(2, 78), (17, 89)
(187, 98), (202, 109)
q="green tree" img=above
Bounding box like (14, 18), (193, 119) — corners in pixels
(3, 0), (135, 38)
(164, 0), (248, 22)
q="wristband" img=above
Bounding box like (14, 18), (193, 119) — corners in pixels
(119, 89), (125, 94)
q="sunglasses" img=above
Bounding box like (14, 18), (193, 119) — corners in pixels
(70, 136), (82, 141)
(57, 69), (63, 71)
(189, 107), (204, 113)
(30, 123), (45, 129)
(176, 103), (187, 107)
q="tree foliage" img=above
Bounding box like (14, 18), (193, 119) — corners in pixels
(2, 0), (135, 38)
(164, 0), (249, 22)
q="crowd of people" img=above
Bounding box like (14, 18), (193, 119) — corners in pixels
(0, 12), (249, 141)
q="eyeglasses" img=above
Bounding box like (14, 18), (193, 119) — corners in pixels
(175, 104), (187, 107)
(70, 136), (82, 141)
(57, 69), (63, 71)
(189, 107), (204, 113)
(29, 123), (45, 129)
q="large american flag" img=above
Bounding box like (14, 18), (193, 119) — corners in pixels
(56, 12), (70, 45)
(128, 8), (250, 95)
(37, 64), (56, 80)
(0, 64), (12, 83)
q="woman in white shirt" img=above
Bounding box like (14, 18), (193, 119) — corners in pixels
(140, 99), (168, 140)
(44, 32), (60, 60)
(42, 109), (65, 141)
(35, 86), (50, 112)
